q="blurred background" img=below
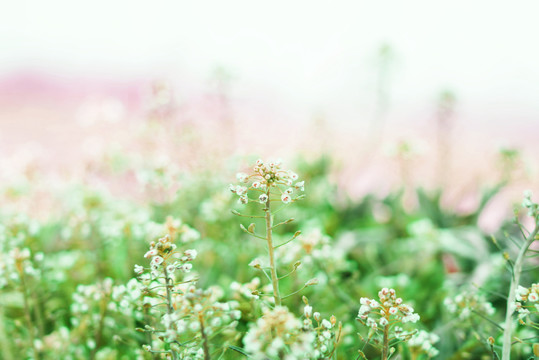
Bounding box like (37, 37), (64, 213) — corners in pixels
(1, 0), (539, 226)
(3, 2), (539, 359)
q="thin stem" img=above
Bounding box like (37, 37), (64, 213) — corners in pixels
(282, 285), (307, 300)
(265, 190), (282, 306)
(0, 306), (14, 360)
(163, 266), (179, 360)
(382, 322), (390, 360)
(502, 222), (539, 360)
(19, 268), (39, 360)
(198, 313), (211, 360)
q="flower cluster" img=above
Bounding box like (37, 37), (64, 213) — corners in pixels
(358, 288), (420, 328)
(138, 234), (197, 277)
(407, 330), (440, 358)
(444, 290), (495, 321)
(69, 277), (142, 355)
(243, 306), (316, 359)
(515, 284), (539, 323)
(229, 159), (304, 205)
(302, 297), (340, 358)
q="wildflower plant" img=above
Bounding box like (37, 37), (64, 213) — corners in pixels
(134, 222), (239, 360)
(230, 158), (307, 307)
(356, 288), (420, 360)
(496, 190), (539, 360)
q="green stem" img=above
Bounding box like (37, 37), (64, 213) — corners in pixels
(198, 313), (211, 360)
(0, 306), (14, 360)
(163, 266), (179, 360)
(382, 322), (390, 360)
(19, 269), (39, 360)
(502, 223), (539, 360)
(265, 190), (281, 306)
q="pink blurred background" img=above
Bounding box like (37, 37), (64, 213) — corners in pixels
(1, 1), (538, 230)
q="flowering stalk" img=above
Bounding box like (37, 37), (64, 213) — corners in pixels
(198, 312), (211, 360)
(501, 191), (539, 360)
(264, 191), (281, 306)
(231, 159), (306, 306)
(162, 265), (179, 360)
(357, 288), (420, 360)
(13, 249), (40, 360)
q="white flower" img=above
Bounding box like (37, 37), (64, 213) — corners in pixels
(238, 195), (248, 205)
(236, 172), (249, 183)
(144, 249), (158, 258)
(180, 263), (192, 273)
(402, 313), (420, 323)
(366, 318), (377, 329)
(134, 264), (144, 274)
(151, 256), (164, 266)
(249, 258), (262, 269)
(304, 305), (313, 318)
(236, 186), (248, 195)
(529, 292), (539, 302)
(281, 193), (292, 204)
(321, 319), (332, 329)
(379, 317), (388, 326)
(358, 305), (371, 316)
(360, 297), (371, 306)
(295, 181), (305, 191)
(184, 249), (197, 260)
(259, 194), (269, 204)
(517, 285), (530, 296)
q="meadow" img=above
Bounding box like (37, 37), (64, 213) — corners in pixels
(1, 104), (538, 360)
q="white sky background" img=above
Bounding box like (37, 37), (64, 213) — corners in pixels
(1, 0), (539, 132)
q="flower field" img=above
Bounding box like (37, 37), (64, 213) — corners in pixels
(1, 105), (538, 360)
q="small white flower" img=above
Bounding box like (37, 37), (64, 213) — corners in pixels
(321, 319), (332, 329)
(151, 256), (164, 266)
(238, 195), (248, 205)
(358, 305), (371, 316)
(134, 264), (144, 274)
(180, 263), (193, 273)
(285, 188), (293, 194)
(281, 194), (292, 204)
(366, 318), (377, 329)
(360, 297), (371, 306)
(259, 194), (269, 204)
(236, 172), (249, 183)
(236, 186), (248, 195)
(295, 181), (305, 191)
(529, 292), (539, 302)
(144, 249), (158, 258)
(249, 258), (262, 268)
(304, 305), (313, 318)
(379, 317), (388, 326)
(184, 249), (197, 260)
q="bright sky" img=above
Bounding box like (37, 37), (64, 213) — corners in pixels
(2, 0), (539, 129)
